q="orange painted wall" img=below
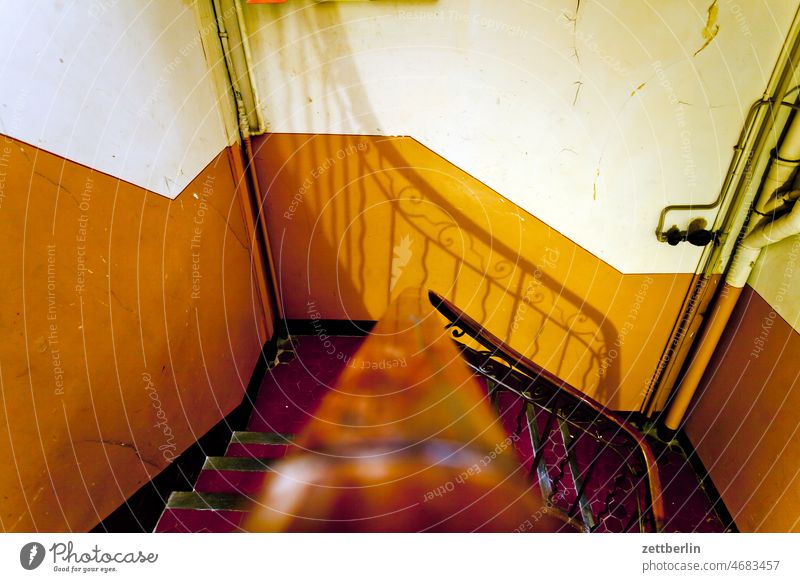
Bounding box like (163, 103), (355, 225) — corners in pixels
(685, 286), (800, 532)
(254, 133), (690, 411)
(0, 135), (270, 531)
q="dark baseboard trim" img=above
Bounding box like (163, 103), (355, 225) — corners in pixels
(90, 332), (280, 533)
(627, 412), (738, 532)
(279, 318), (376, 337)
(675, 429), (739, 532)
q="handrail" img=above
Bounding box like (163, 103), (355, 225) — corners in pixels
(428, 289), (665, 532)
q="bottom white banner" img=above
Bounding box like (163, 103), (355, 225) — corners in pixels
(0, 533), (798, 581)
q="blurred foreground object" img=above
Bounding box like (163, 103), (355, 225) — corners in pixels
(245, 289), (572, 532)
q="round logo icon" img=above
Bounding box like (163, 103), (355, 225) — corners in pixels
(20, 542), (46, 570)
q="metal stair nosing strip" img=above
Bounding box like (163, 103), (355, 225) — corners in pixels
(165, 491), (252, 512)
(230, 431), (295, 445)
(201, 456), (276, 472)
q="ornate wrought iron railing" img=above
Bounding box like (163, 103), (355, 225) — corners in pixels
(429, 290), (665, 533)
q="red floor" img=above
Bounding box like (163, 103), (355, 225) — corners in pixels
(155, 335), (727, 533)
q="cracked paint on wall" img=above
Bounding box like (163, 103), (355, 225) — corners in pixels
(695, 0), (720, 56)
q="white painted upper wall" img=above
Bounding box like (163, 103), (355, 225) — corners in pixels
(0, 0), (229, 198)
(242, 0), (796, 273)
(749, 235), (800, 331)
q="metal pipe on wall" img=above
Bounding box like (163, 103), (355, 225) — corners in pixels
(213, 0), (283, 321)
(755, 108), (800, 215)
(651, 6), (800, 423)
(645, 8), (800, 415)
(665, 198), (800, 430)
(233, 0), (267, 134)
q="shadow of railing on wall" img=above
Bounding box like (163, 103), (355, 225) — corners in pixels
(251, 4), (621, 405)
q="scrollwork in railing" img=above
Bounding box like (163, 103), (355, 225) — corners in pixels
(429, 290), (664, 533)
(359, 154), (608, 389)
(444, 322), (468, 339)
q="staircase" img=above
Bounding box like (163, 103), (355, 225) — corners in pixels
(154, 335), (363, 532)
(155, 319), (728, 532)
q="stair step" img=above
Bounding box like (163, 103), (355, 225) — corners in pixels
(154, 492), (253, 533)
(154, 508), (248, 533)
(248, 336), (364, 433)
(194, 457), (275, 495)
(226, 431), (295, 458)
(231, 431), (294, 445)
(166, 491), (251, 511)
(203, 456), (276, 471)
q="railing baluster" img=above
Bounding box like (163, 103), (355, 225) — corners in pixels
(567, 440), (601, 524)
(513, 400), (527, 437)
(432, 289), (664, 532)
(524, 394), (554, 502)
(487, 378), (500, 407)
(558, 416), (595, 532)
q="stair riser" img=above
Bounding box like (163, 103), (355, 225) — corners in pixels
(247, 410), (316, 435)
(194, 470), (271, 495)
(154, 509), (247, 533)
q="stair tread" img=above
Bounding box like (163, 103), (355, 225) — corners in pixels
(230, 431), (294, 445)
(166, 491), (251, 512)
(202, 457), (276, 472)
